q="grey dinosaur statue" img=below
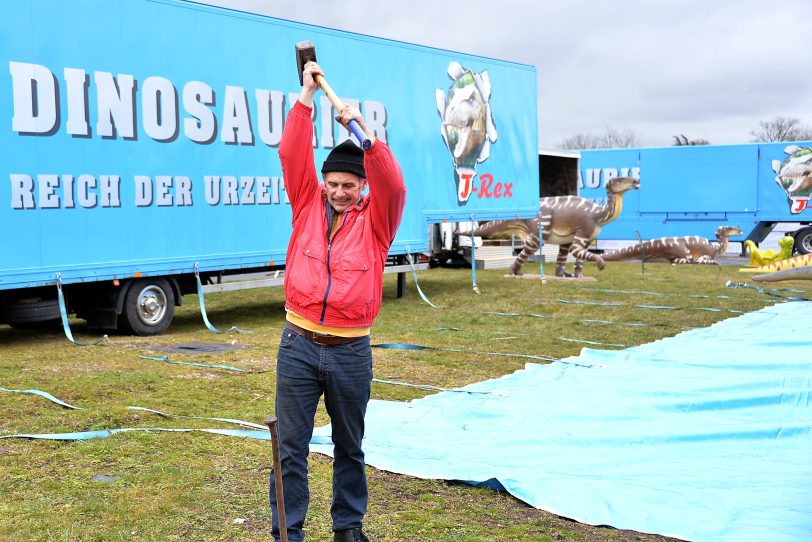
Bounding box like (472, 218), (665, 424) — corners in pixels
(459, 176), (640, 277)
(602, 226), (743, 264)
(753, 266), (812, 282)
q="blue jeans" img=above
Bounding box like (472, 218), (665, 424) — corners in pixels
(270, 327), (372, 542)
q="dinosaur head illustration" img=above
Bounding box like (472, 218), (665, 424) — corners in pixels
(435, 61), (498, 205)
(772, 145), (812, 212)
(715, 225), (743, 240)
(605, 176), (640, 194)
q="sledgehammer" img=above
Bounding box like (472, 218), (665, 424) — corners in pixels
(265, 416), (288, 542)
(295, 40), (372, 150)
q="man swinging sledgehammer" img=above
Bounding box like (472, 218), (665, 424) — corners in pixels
(269, 43), (407, 542)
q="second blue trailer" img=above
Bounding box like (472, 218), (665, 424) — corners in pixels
(575, 142), (812, 253)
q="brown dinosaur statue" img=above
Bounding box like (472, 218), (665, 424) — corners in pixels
(459, 177), (640, 277)
(602, 226), (743, 264)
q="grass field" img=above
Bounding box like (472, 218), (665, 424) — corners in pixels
(0, 262), (800, 542)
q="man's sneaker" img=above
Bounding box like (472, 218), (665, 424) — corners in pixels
(334, 527), (369, 542)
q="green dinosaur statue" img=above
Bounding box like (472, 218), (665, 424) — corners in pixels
(743, 236), (794, 267)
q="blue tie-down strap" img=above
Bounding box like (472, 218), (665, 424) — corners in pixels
(580, 287), (664, 296)
(0, 427), (271, 442)
(725, 280), (811, 302)
(56, 274), (108, 347)
(405, 249), (437, 308)
(558, 337), (626, 348)
(482, 310), (548, 318)
(0, 406), (270, 442)
(138, 355), (259, 373)
(372, 342), (608, 368)
(0, 387), (83, 409)
(372, 378), (503, 396)
(372, 343), (560, 363)
(538, 221), (546, 280)
(469, 215), (481, 294)
(126, 406), (266, 429)
(484, 310), (657, 328)
(558, 299), (625, 307)
(194, 264), (253, 334)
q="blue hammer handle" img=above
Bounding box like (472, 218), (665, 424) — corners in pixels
(348, 120), (372, 150)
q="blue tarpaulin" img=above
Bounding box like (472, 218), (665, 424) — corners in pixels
(312, 302), (812, 542)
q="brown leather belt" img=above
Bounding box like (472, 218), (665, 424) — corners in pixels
(284, 322), (365, 346)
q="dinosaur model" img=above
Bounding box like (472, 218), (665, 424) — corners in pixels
(752, 266), (812, 282)
(601, 226), (743, 264)
(739, 253), (812, 274)
(459, 177), (640, 277)
(743, 236), (794, 267)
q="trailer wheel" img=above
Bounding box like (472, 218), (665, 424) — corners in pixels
(0, 297), (61, 328)
(794, 227), (812, 255)
(119, 279), (175, 336)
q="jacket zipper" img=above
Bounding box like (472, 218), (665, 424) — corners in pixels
(319, 210), (351, 324)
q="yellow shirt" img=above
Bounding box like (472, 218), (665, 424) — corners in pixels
(286, 309), (370, 338)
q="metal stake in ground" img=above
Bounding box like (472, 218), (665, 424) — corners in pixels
(635, 230), (645, 275)
(265, 416), (288, 542)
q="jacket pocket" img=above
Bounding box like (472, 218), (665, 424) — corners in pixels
(288, 232), (326, 301)
(331, 254), (374, 316)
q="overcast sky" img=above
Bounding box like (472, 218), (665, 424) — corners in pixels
(198, 0), (810, 149)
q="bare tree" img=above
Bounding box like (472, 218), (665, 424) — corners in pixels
(558, 133), (602, 150)
(598, 126), (640, 148)
(672, 134), (710, 146)
(749, 116), (812, 142)
(558, 127), (640, 150)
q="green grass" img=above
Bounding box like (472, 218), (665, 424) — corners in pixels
(0, 262), (799, 541)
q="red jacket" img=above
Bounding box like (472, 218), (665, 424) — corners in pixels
(279, 101), (406, 327)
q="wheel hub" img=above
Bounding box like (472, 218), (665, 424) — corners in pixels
(802, 235), (812, 254)
(136, 286), (167, 326)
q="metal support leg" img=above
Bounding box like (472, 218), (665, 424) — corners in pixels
(397, 256), (406, 299)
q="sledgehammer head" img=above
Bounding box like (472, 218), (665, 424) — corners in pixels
(295, 41), (317, 86)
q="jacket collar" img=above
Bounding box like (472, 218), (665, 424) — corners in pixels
(323, 194), (368, 237)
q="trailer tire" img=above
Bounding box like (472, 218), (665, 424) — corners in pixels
(794, 227), (812, 255)
(0, 297), (61, 326)
(119, 279), (175, 336)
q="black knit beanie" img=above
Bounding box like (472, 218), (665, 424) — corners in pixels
(321, 140), (366, 179)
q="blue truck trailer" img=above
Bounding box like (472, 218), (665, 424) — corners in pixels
(1, 0), (538, 334)
(575, 142), (812, 253)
